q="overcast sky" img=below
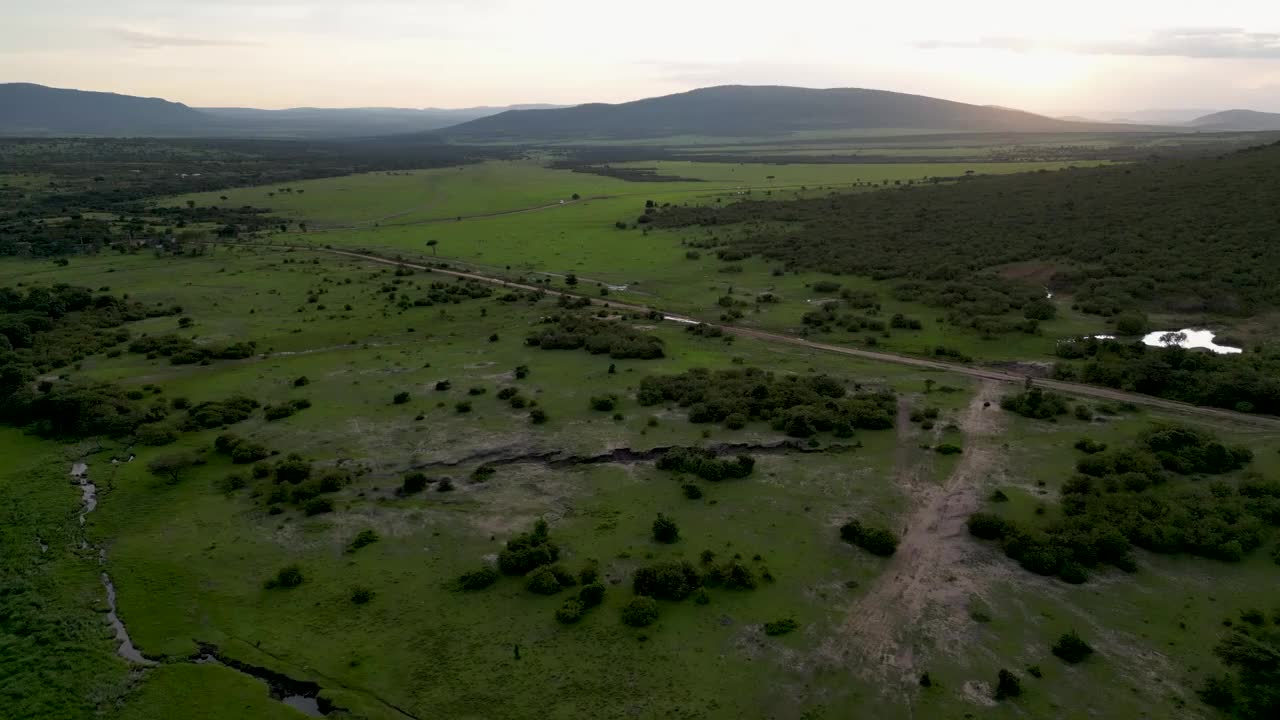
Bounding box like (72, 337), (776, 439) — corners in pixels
(2, 0), (1279, 114)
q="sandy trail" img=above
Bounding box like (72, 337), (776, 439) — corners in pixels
(821, 380), (1004, 683)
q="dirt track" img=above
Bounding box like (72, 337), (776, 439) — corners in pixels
(216, 240), (1280, 430)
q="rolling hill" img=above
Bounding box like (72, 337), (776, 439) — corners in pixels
(438, 85), (1153, 140)
(1189, 109), (1280, 132)
(0, 83), (209, 136)
(0, 83), (560, 138)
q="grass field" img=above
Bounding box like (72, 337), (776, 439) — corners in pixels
(2, 243), (1276, 719)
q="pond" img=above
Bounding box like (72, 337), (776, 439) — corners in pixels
(1142, 329), (1242, 355)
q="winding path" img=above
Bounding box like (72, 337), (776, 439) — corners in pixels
(240, 242), (1280, 430)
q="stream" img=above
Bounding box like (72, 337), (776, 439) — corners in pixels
(72, 461), (331, 717)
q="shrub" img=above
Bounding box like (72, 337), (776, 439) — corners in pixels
(350, 586), (375, 604)
(468, 386), (487, 396)
(434, 380), (451, 391)
(633, 561), (701, 600)
(682, 483), (703, 500)
(839, 518), (899, 557)
(1027, 665), (1043, 679)
(936, 444), (963, 455)
(764, 618), (799, 636)
(264, 564), (304, 589)
(1073, 438), (1107, 454)
(994, 669), (1021, 700)
(455, 401), (472, 413)
(530, 408), (548, 424)
(693, 588), (710, 605)
(579, 582), (606, 608)
(498, 519), (560, 575)
(1000, 388), (1069, 419)
(231, 442), (271, 464)
(264, 404), (297, 421)
(458, 566), (499, 591)
(303, 497), (334, 516)
(655, 447), (755, 481)
(703, 561), (757, 590)
(652, 513), (680, 543)
(497, 387), (518, 400)
(293, 376), (310, 387)
(436, 478), (454, 492)
(578, 564), (599, 585)
(621, 597), (659, 627)
(348, 529), (379, 552)
(274, 454), (311, 484)
(393, 391), (411, 404)
(526, 566), (567, 595)
(146, 451), (202, 484)
(556, 599), (586, 624)
(1051, 630), (1094, 664)
(136, 423), (178, 446)
(590, 395), (617, 412)
(216, 473), (247, 494)
(402, 472), (428, 494)
(967, 513), (1013, 540)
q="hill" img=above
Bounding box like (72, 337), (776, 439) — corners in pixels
(0, 83), (209, 136)
(0, 83), (559, 138)
(1189, 109), (1280, 131)
(438, 85), (1151, 140)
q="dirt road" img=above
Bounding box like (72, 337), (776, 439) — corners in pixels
(216, 240), (1280, 430)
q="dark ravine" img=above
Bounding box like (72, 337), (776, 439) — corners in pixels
(407, 438), (861, 473)
(194, 645), (336, 717)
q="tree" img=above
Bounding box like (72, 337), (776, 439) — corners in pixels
(393, 391), (410, 405)
(652, 513), (679, 543)
(1114, 312), (1149, 336)
(621, 597), (659, 627)
(1051, 630), (1095, 663)
(146, 451), (201, 484)
(565, 273), (578, 287)
(264, 564), (304, 589)
(402, 472), (428, 494)
(994, 669), (1022, 700)
(426, 239), (438, 256)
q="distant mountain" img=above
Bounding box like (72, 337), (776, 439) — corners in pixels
(438, 85), (1153, 141)
(0, 83), (209, 136)
(0, 83), (563, 138)
(1188, 109), (1280, 132)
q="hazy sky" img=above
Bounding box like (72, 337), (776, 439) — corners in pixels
(2, 0), (1279, 114)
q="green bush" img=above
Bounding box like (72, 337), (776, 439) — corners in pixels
(1000, 388), (1069, 419)
(458, 566), (499, 591)
(556, 599), (586, 624)
(350, 586), (375, 604)
(274, 454), (311, 484)
(621, 597), (659, 627)
(393, 391), (410, 405)
(703, 561), (757, 590)
(590, 395), (618, 411)
(530, 408), (548, 424)
(578, 583), (606, 608)
(498, 519), (560, 575)
(526, 566), (568, 595)
(1051, 630), (1094, 663)
(682, 483), (703, 499)
(402, 472), (428, 494)
(840, 518), (899, 557)
(936, 444), (963, 455)
(264, 564), (304, 589)
(135, 423), (178, 446)
(994, 669), (1022, 700)
(632, 561), (701, 600)
(652, 513), (680, 543)
(302, 497), (333, 516)
(764, 618), (799, 636)
(348, 529), (379, 552)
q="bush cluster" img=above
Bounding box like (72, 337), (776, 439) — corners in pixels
(526, 313), (664, 359)
(655, 447), (754, 481)
(637, 366), (894, 436)
(498, 519), (560, 575)
(1000, 388), (1069, 419)
(840, 518), (900, 557)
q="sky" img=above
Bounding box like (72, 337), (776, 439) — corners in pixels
(2, 0), (1279, 115)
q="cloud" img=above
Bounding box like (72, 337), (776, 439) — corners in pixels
(919, 28), (1280, 59)
(109, 28), (257, 49)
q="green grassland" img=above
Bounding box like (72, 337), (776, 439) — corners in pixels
(173, 158), (1114, 361)
(2, 245), (1276, 720)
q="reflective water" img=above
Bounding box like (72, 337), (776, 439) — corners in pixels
(1142, 329), (1242, 354)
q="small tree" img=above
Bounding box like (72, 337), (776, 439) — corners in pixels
(458, 566), (499, 591)
(393, 391), (411, 405)
(264, 564), (304, 589)
(652, 513), (680, 543)
(147, 451), (201, 484)
(994, 669), (1021, 700)
(621, 596), (659, 627)
(427, 239), (439, 256)
(402, 472), (428, 494)
(1051, 630), (1095, 664)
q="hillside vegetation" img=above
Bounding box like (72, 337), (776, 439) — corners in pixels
(653, 142), (1280, 316)
(440, 85), (1140, 140)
